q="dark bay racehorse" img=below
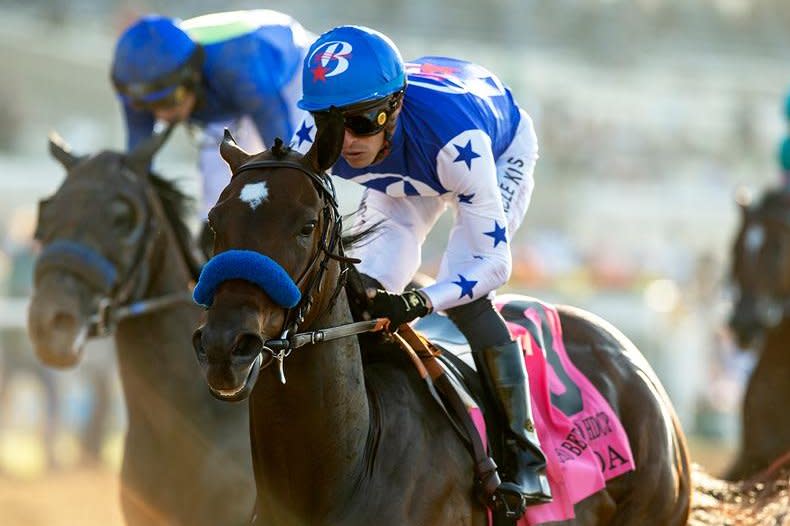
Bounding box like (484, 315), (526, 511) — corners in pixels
(191, 115), (691, 525)
(27, 131), (254, 525)
(727, 187), (790, 480)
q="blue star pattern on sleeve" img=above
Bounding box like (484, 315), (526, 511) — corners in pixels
(453, 274), (478, 299)
(296, 121), (314, 146)
(453, 139), (481, 170)
(483, 221), (508, 247)
(458, 192), (475, 204)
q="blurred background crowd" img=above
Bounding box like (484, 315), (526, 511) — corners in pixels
(0, 0), (788, 516)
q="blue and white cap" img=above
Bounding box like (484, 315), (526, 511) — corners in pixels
(297, 25), (406, 112)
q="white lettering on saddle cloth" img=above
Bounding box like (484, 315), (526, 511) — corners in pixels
(239, 182), (269, 211)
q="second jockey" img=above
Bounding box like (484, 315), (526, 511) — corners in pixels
(111, 10), (313, 242)
(293, 25), (551, 516)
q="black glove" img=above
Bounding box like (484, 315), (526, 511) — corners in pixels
(366, 288), (432, 329)
(346, 270), (384, 321)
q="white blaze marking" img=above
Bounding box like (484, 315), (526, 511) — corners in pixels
(239, 182), (269, 210)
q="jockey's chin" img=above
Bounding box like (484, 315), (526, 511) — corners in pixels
(342, 129), (386, 168)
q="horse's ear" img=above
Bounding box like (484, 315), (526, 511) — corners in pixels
(48, 131), (81, 170)
(735, 185), (753, 211)
(303, 109), (344, 173)
(127, 124), (175, 174)
(220, 129), (251, 174)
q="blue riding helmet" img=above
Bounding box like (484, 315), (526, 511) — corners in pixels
(297, 25), (405, 112)
(111, 15), (202, 105)
(780, 136), (790, 172)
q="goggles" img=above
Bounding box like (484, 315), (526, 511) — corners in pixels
(113, 46), (203, 111)
(316, 91), (404, 137)
(129, 85), (191, 112)
(342, 104), (390, 136)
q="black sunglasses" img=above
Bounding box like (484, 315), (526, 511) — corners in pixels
(315, 92), (403, 137)
(342, 104), (391, 136)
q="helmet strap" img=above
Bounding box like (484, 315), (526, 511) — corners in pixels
(370, 93), (404, 165)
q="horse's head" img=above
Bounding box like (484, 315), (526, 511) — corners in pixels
(191, 112), (347, 401)
(28, 129), (176, 368)
(729, 187), (790, 348)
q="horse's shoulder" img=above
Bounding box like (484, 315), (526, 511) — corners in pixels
(362, 349), (461, 437)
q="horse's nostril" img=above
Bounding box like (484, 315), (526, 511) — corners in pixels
(52, 311), (77, 332)
(192, 328), (206, 360)
(233, 333), (263, 360)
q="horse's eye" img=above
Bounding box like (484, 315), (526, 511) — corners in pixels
(299, 220), (317, 236)
(110, 198), (137, 236)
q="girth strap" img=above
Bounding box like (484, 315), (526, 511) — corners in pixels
(395, 324), (501, 505)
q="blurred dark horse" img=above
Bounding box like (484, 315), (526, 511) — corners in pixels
(27, 131), (254, 525)
(728, 187), (790, 480)
(191, 115), (691, 526)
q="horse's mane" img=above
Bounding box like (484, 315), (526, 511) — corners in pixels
(148, 171), (195, 256)
(342, 217), (381, 252)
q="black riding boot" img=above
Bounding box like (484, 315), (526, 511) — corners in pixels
(478, 340), (552, 514)
(446, 298), (551, 517)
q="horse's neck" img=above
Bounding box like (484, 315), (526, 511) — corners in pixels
(250, 288), (371, 515)
(144, 229), (193, 297)
(762, 319), (790, 362)
(114, 232), (202, 411)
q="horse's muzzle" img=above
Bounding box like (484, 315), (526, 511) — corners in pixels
(28, 292), (89, 368)
(192, 327), (269, 402)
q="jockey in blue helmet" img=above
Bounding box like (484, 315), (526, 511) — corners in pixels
(111, 11), (313, 245)
(293, 26), (551, 516)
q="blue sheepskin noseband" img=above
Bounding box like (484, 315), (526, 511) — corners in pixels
(193, 249), (301, 308)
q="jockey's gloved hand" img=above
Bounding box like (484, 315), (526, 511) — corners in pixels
(365, 288), (432, 329)
(346, 270), (384, 321)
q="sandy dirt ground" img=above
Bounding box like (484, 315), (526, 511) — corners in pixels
(0, 469), (123, 526)
(0, 443), (787, 525)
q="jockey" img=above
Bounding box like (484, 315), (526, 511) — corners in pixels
(111, 10), (312, 241)
(293, 25), (551, 515)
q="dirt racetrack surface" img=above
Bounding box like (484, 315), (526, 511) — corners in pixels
(0, 469), (123, 526)
(1, 463), (788, 525)
(690, 463), (790, 526)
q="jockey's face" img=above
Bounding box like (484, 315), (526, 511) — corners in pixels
(151, 90), (197, 124)
(341, 128), (386, 168)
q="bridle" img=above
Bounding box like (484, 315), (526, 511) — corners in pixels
(732, 203), (790, 329)
(207, 157), (386, 384)
(34, 162), (194, 339)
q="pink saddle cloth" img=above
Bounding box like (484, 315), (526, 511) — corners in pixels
(469, 295), (635, 525)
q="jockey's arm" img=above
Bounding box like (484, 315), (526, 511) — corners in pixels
(349, 188), (447, 293)
(123, 101), (155, 150)
(419, 131), (512, 313)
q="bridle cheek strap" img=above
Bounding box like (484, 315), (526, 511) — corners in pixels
(193, 249), (301, 308)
